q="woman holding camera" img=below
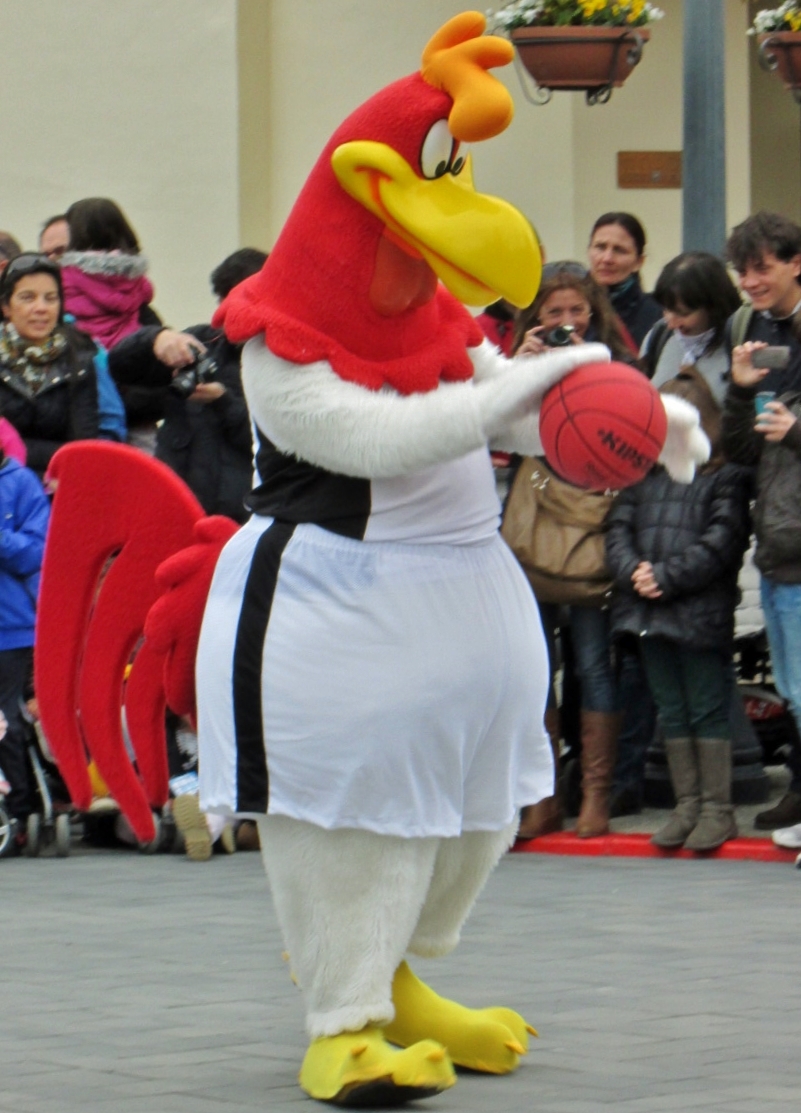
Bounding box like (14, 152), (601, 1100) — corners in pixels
(514, 261), (635, 362)
(0, 253), (100, 478)
(506, 263), (637, 840)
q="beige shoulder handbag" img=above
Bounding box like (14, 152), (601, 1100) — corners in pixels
(501, 457), (615, 605)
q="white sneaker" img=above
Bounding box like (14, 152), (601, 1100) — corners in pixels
(771, 821), (801, 849)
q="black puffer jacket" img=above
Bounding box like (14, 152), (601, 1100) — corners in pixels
(605, 463), (751, 652)
(109, 324), (253, 521)
(0, 330), (100, 478)
(722, 383), (801, 581)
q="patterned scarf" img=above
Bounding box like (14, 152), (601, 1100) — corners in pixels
(0, 321), (67, 395)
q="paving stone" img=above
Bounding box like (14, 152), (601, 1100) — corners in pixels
(4, 850), (801, 1111)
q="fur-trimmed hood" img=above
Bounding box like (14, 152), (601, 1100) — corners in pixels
(61, 252), (154, 350)
(60, 250), (150, 280)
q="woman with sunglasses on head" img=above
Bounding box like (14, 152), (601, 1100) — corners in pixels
(514, 261), (635, 363)
(588, 212), (663, 354)
(0, 253), (100, 478)
(509, 264), (638, 841)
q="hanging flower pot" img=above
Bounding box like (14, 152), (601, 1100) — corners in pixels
(510, 24), (650, 105)
(757, 31), (801, 104)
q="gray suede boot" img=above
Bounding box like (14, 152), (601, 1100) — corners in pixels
(684, 738), (737, 852)
(651, 737), (700, 849)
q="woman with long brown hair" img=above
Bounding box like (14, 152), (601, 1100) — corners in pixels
(513, 261), (635, 364)
(508, 263), (637, 841)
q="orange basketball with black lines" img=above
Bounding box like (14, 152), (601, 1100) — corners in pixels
(539, 362), (667, 490)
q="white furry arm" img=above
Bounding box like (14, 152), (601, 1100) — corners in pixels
(658, 393), (711, 482)
(470, 338), (612, 455)
(242, 336), (610, 479)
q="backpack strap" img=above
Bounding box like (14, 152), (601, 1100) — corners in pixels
(729, 304), (754, 350)
(641, 318), (670, 380)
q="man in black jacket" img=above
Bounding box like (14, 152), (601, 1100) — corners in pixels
(723, 212), (801, 839)
(109, 249), (266, 523)
(725, 211), (801, 393)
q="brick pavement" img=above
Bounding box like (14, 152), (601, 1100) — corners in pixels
(4, 849), (801, 1112)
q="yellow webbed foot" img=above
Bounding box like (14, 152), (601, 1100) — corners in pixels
(385, 961), (537, 1075)
(299, 1025), (456, 1106)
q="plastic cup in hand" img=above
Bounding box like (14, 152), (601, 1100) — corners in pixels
(755, 391), (776, 418)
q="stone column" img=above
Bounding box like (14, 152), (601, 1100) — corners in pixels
(682, 0), (726, 254)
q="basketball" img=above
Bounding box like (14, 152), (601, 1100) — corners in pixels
(539, 362), (667, 490)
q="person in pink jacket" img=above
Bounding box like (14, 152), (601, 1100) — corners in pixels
(60, 198), (159, 351)
(0, 417), (26, 464)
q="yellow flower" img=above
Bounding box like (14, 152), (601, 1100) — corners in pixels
(790, 12), (801, 32)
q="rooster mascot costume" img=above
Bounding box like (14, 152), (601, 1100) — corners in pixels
(34, 12), (706, 1106)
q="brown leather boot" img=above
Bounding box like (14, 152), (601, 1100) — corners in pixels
(517, 709), (563, 840)
(575, 710), (623, 838)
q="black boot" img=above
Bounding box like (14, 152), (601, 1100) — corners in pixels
(754, 790), (801, 831)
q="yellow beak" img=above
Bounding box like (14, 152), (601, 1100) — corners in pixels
(331, 140), (540, 308)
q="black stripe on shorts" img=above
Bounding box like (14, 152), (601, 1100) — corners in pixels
(232, 520), (296, 812)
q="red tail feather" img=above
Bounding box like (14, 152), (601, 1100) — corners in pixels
(35, 443), (205, 843)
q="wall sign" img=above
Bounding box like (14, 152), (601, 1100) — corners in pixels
(617, 151), (682, 189)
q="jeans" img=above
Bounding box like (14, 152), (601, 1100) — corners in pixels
(760, 576), (801, 790)
(640, 637), (731, 740)
(540, 603), (620, 714)
(613, 639), (657, 796)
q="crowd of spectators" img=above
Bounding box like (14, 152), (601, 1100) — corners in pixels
(493, 209), (801, 861)
(2, 199), (801, 867)
(0, 198), (266, 859)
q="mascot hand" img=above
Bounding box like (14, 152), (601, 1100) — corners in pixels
(476, 343), (610, 440)
(658, 393), (711, 483)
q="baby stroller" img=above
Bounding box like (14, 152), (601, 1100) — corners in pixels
(0, 764), (14, 857)
(20, 702), (73, 857)
(0, 707), (71, 857)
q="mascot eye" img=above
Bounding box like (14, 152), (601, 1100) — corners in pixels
(450, 144), (471, 176)
(420, 119), (455, 180)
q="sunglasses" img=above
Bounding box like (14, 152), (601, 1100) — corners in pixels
(540, 261), (590, 281)
(3, 252), (57, 280)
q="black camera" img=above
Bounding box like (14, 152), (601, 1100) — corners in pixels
(544, 324), (576, 347)
(170, 354), (218, 399)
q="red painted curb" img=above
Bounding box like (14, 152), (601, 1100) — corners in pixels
(512, 831), (798, 863)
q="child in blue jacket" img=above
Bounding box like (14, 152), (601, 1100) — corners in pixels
(0, 445), (50, 840)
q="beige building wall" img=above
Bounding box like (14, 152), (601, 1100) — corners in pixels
(0, 0), (240, 328)
(0, 1), (780, 328)
(748, 1), (801, 222)
(243, 0), (753, 294)
(569, 0), (751, 291)
(239, 0), (576, 265)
